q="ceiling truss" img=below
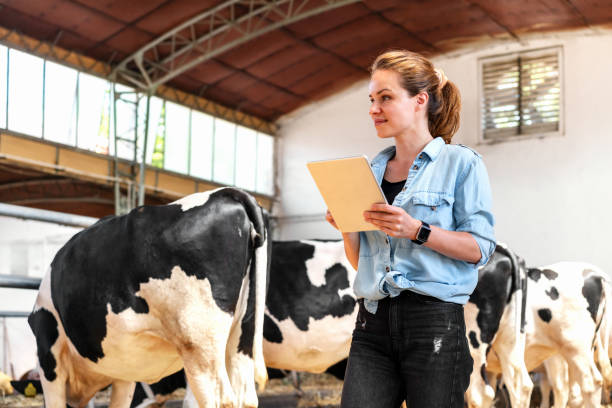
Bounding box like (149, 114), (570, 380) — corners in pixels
(112, 0), (362, 91)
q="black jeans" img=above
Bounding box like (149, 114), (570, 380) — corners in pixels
(340, 290), (473, 408)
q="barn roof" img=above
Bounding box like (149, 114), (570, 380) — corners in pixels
(1, 0), (611, 122)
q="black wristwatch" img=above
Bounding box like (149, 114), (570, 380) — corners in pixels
(411, 221), (431, 245)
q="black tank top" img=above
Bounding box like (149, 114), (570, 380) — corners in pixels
(381, 178), (406, 205)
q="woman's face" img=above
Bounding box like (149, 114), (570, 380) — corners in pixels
(368, 69), (421, 139)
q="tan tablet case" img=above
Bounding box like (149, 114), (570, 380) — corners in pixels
(307, 155), (387, 233)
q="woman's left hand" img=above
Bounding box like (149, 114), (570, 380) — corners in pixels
(364, 203), (421, 239)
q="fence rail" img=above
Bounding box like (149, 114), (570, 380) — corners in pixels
(0, 274), (41, 318)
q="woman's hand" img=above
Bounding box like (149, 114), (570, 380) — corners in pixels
(364, 203), (421, 239)
(326, 209), (339, 230)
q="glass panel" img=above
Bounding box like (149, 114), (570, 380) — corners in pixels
(256, 133), (274, 195)
(44, 61), (78, 145)
(141, 96), (164, 165)
(213, 118), (236, 185)
(164, 102), (190, 174)
(78, 72), (111, 154)
(0, 45), (7, 129)
(113, 83), (137, 160)
(190, 110), (213, 180)
(151, 101), (166, 168)
(235, 126), (257, 191)
(8, 49), (43, 137)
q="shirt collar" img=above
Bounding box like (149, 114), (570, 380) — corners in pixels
(371, 137), (445, 167)
(421, 136), (444, 161)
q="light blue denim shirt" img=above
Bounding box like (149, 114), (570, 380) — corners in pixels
(355, 137), (496, 313)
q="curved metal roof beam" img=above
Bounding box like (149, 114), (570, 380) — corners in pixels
(112, 0), (362, 91)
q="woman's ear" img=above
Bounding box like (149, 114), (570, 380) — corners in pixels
(414, 92), (429, 112)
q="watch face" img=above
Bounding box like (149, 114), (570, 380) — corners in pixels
(417, 224), (431, 242)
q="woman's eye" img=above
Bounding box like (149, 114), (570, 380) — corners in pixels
(382, 95), (391, 101)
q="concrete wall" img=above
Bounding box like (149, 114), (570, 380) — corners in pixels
(275, 28), (612, 274)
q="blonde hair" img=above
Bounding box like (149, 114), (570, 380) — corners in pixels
(371, 50), (461, 143)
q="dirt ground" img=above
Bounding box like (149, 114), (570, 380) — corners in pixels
(2, 374), (612, 408)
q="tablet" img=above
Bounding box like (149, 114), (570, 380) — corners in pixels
(307, 155), (387, 232)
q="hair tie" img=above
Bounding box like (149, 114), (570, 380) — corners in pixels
(435, 68), (448, 89)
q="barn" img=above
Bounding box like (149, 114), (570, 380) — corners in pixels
(1, 1), (612, 407)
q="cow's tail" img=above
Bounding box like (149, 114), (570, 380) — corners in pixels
(592, 268), (612, 392)
(252, 211), (269, 391)
(496, 243), (526, 354)
(229, 188), (269, 391)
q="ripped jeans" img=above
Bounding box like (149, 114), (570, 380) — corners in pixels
(341, 290), (473, 408)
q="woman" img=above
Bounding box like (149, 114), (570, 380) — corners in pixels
(325, 50), (496, 407)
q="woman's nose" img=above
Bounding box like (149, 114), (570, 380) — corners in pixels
(369, 102), (380, 115)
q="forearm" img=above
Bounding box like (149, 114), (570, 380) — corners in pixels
(342, 231), (360, 270)
(424, 225), (481, 264)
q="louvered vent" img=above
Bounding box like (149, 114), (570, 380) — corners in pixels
(481, 47), (561, 140)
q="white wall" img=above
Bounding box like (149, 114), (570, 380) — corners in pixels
(0, 216), (82, 377)
(276, 28), (612, 274)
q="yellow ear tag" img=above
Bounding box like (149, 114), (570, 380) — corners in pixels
(24, 382), (37, 397)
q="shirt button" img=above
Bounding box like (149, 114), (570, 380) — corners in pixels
(385, 266), (390, 272)
(385, 238), (389, 244)
(413, 165), (419, 170)
(402, 187), (406, 191)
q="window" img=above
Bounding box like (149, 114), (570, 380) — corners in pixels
(235, 126), (257, 191)
(256, 132), (274, 195)
(0, 44), (276, 196)
(190, 110), (213, 180)
(164, 102), (190, 174)
(142, 96), (164, 165)
(0, 45), (7, 129)
(44, 61), (78, 145)
(78, 72), (111, 154)
(213, 118), (236, 186)
(480, 47), (562, 141)
(8, 49), (44, 137)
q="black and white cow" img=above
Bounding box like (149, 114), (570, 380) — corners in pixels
(465, 244), (531, 408)
(466, 249), (610, 408)
(263, 239), (357, 373)
(524, 263), (609, 408)
(28, 188), (270, 408)
(182, 239), (357, 407)
(526, 265), (611, 408)
(131, 239), (357, 407)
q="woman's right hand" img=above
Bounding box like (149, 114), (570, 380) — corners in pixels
(325, 209), (339, 230)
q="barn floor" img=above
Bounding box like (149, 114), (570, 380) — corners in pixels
(2, 374), (612, 408)
(0, 373), (343, 408)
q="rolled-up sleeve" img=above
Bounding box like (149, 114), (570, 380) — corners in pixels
(453, 156), (496, 267)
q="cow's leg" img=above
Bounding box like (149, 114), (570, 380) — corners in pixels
(465, 342), (495, 408)
(183, 357), (234, 408)
(226, 352), (257, 408)
(538, 371), (551, 408)
(181, 319), (237, 408)
(564, 350), (602, 408)
(464, 301), (496, 408)
(39, 371), (67, 408)
(108, 381), (135, 408)
(542, 355), (569, 408)
(491, 335), (533, 408)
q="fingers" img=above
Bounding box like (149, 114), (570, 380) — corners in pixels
(325, 209), (339, 230)
(369, 203), (400, 213)
(364, 210), (400, 223)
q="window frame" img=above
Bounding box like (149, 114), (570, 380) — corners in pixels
(477, 45), (565, 144)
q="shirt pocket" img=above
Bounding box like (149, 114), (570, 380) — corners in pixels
(406, 191), (454, 230)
